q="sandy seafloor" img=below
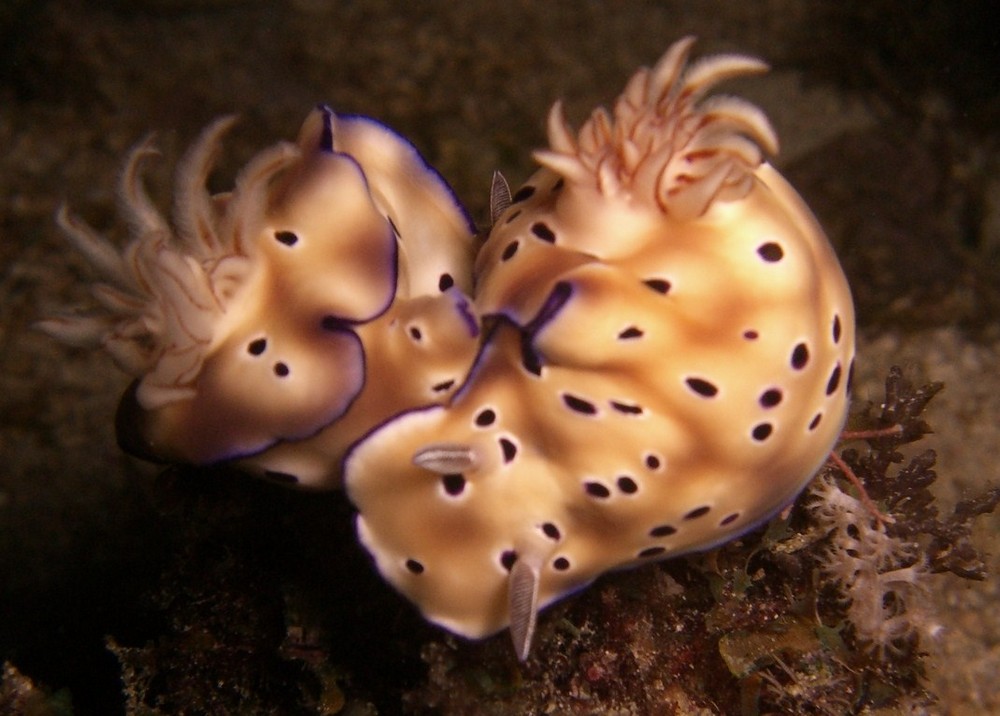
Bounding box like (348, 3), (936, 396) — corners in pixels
(1, 1), (998, 714)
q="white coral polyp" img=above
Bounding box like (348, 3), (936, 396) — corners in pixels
(809, 474), (939, 660)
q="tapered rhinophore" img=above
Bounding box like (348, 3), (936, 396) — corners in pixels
(508, 556), (541, 662)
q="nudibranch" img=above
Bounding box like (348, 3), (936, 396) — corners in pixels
(40, 106), (480, 488)
(344, 37), (856, 658)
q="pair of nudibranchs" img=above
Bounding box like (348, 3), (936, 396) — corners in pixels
(41, 38), (855, 660)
